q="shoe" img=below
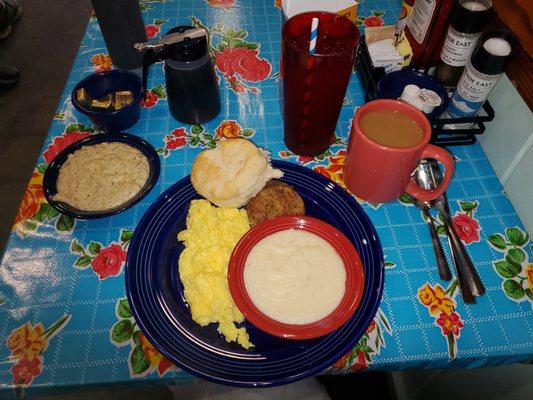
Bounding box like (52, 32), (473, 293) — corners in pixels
(0, 64), (19, 89)
(0, 0), (23, 40)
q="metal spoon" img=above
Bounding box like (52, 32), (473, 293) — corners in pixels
(427, 159), (486, 297)
(417, 160), (476, 304)
(413, 163), (452, 281)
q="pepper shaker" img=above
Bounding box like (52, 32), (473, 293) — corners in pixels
(444, 30), (516, 127)
(435, 0), (492, 90)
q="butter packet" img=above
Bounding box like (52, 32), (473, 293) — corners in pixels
(91, 94), (114, 110)
(114, 91), (134, 110)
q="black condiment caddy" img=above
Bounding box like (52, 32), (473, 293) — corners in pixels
(355, 37), (495, 146)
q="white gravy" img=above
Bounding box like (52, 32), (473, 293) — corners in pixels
(243, 229), (346, 324)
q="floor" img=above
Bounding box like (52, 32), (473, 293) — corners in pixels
(0, 1), (395, 399)
(29, 374), (397, 400)
(0, 0), (94, 253)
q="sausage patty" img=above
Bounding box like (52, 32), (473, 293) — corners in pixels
(245, 180), (305, 226)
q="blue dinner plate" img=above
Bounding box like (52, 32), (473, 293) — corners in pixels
(125, 160), (384, 387)
(43, 132), (160, 219)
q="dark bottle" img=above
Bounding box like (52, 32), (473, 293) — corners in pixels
(136, 27), (220, 124)
(404, 0), (455, 69)
(91, 0), (147, 70)
(435, 0), (492, 90)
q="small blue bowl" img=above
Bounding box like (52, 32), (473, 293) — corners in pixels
(71, 70), (143, 132)
(376, 69), (449, 120)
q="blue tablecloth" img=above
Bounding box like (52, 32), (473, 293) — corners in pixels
(1, 0), (532, 395)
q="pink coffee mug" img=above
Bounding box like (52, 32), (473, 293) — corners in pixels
(344, 99), (454, 203)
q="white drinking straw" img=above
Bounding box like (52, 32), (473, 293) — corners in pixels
(309, 17), (318, 54)
(300, 17), (319, 145)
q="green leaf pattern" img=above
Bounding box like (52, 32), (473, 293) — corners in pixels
(15, 181), (78, 238)
(488, 233), (507, 249)
(489, 226), (532, 307)
(506, 228), (529, 247)
(110, 298), (175, 378)
(130, 345), (151, 375)
(117, 299), (133, 319)
(330, 308), (392, 372)
(111, 320), (134, 344)
(156, 121), (256, 158)
(151, 84), (167, 99)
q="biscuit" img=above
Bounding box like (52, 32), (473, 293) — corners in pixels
(190, 139), (283, 208)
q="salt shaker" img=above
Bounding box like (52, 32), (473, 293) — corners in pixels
(445, 31), (516, 126)
(435, 0), (492, 90)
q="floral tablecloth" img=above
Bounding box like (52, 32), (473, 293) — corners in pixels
(1, 0), (532, 395)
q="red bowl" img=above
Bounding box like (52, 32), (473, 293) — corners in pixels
(228, 215), (365, 340)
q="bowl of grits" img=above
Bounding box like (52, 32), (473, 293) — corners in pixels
(228, 215), (365, 340)
(43, 132), (160, 219)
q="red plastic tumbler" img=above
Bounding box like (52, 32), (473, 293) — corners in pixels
(281, 12), (359, 157)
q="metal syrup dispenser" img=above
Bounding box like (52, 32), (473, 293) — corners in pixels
(135, 26), (221, 124)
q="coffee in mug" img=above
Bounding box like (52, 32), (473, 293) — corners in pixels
(360, 110), (424, 148)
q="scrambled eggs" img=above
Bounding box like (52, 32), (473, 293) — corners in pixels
(177, 199), (253, 349)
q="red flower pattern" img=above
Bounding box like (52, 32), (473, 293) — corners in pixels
(166, 137), (187, 150)
(141, 91), (159, 108)
(436, 311), (464, 336)
(157, 357), (174, 376)
(215, 120), (241, 138)
(165, 128), (188, 150)
(207, 0), (235, 7)
(91, 244), (127, 279)
(7, 315), (70, 388)
(172, 128), (186, 137)
(43, 131), (92, 164)
(91, 53), (112, 72)
(215, 47), (271, 82)
(11, 356), (42, 385)
(452, 214), (480, 244)
(145, 24), (160, 39)
(364, 16), (383, 27)
(297, 155), (314, 164)
(350, 351), (367, 371)
(227, 75), (259, 93)
(313, 150), (347, 189)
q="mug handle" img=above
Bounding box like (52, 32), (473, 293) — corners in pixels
(405, 145), (455, 202)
